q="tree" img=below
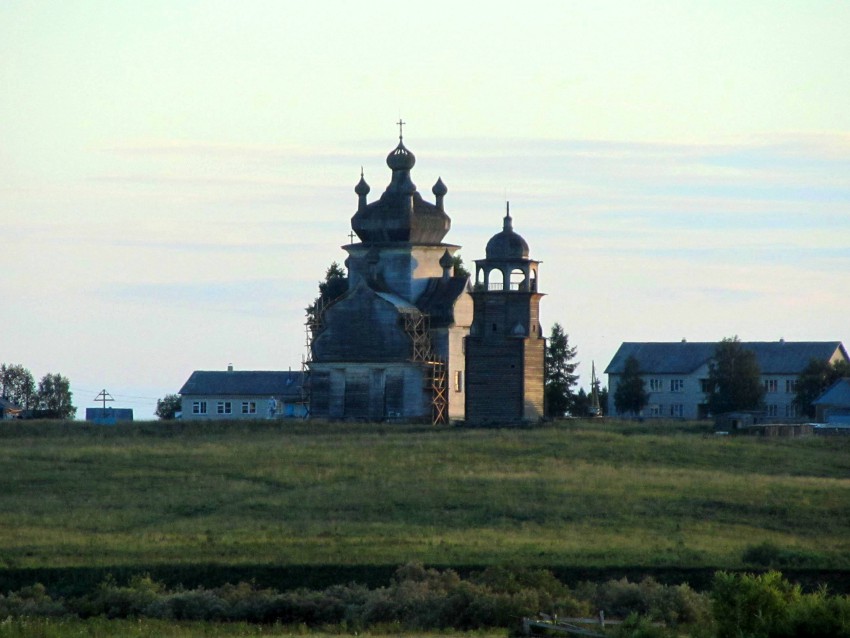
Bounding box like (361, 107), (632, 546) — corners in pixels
(305, 262), (348, 325)
(545, 323), (579, 417)
(795, 358), (850, 418)
(614, 355), (648, 417)
(156, 394), (182, 420)
(0, 363), (37, 410)
(36, 372), (76, 419)
(451, 253), (470, 279)
(705, 337), (765, 415)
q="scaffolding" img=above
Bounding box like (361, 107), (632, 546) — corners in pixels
(300, 298), (326, 419)
(403, 311), (449, 425)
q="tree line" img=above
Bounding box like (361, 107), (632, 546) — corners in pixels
(0, 363), (76, 419)
(613, 336), (850, 418)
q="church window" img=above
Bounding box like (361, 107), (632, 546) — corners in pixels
(217, 401), (232, 415)
(192, 401), (207, 415)
(241, 401), (256, 414)
(454, 371), (463, 392)
(492, 323), (497, 333)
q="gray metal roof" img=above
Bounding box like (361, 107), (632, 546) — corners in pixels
(605, 341), (847, 375)
(179, 370), (304, 399)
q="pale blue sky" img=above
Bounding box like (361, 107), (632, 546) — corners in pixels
(2, 1), (849, 418)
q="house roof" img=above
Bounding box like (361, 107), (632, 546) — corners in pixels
(813, 378), (850, 407)
(0, 397), (22, 412)
(605, 341), (847, 376)
(179, 370), (304, 399)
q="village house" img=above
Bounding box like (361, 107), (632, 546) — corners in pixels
(813, 378), (850, 425)
(179, 367), (306, 420)
(605, 340), (849, 420)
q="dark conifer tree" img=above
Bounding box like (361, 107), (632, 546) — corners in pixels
(545, 323), (579, 417)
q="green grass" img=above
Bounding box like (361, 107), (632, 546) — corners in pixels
(0, 419), (848, 571)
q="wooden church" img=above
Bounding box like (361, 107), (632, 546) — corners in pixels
(307, 131), (545, 424)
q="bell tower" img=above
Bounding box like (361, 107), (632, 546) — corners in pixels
(464, 204), (545, 424)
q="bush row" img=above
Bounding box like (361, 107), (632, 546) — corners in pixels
(3, 565), (849, 636)
(0, 563), (707, 632)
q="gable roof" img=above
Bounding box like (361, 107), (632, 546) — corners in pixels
(605, 341), (847, 376)
(179, 371), (304, 399)
(813, 378), (850, 407)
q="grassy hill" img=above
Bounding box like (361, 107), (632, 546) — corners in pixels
(0, 419), (848, 579)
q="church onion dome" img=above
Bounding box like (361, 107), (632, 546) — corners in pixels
(351, 135), (451, 244)
(432, 177), (447, 197)
(386, 140), (416, 171)
(485, 205), (529, 259)
(354, 173), (370, 196)
(439, 249), (453, 270)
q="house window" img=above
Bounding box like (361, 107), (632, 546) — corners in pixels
(217, 401), (232, 415)
(700, 378), (711, 393)
(670, 403), (684, 417)
(785, 404), (798, 418)
(786, 379), (797, 394)
(241, 401), (256, 414)
(648, 378), (663, 392)
(670, 379), (684, 392)
(648, 404), (661, 417)
(454, 370), (463, 392)
(764, 379), (778, 393)
(767, 404), (778, 417)
(192, 401), (207, 415)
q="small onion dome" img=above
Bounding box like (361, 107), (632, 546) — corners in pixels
(439, 249), (453, 270)
(386, 140), (416, 171)
(485, 209), (529, 260)
(432, 177), (447, 198)
(354, 174), (370, 197)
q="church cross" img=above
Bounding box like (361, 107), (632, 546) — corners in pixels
(348, 230), (356, 243)
(397, 118), (406, 140)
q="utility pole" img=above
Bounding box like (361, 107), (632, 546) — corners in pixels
(94, 389), (114, 413)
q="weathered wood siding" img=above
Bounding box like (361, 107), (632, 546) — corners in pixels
(465, 338), (524, 423)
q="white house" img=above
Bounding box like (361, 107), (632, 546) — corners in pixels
(179, 368), (307, 420)
(605, 341), (848, 420)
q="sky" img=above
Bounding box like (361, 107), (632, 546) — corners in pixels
(2, 1), (849, 419)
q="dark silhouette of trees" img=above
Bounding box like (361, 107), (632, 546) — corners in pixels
(706, 337), (764, 415)
(156, 394), (182, 420)
(0, 363), (37, 410)
(614, 355), (648, 417)
(795, 358), (850, 418)
(306, 262), (348, 325)
(36, 372), (76, 419)
(545, 323), (579, 417)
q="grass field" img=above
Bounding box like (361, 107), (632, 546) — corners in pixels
(0, 419), (848, 574)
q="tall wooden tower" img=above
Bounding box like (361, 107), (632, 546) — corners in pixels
(464, 204), (546, 424)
